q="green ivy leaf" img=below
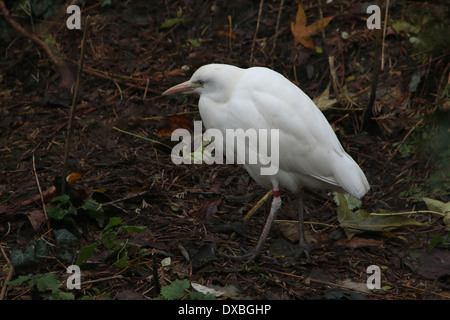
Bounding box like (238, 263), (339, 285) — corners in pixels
(10, 246), (35, 267)
(51, 194), (70, 204)
(6, 274), (33, 287)
(34, 239), (50, 257)
(53, 229), (78, 244)
(76, 243), (97, 265)
(30, 273), (60, 293)
(160, 279), (190, 300)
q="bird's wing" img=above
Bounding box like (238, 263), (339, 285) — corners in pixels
(226, 68), (368, 196)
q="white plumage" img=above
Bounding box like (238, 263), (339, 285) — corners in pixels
(163, 64), (369, 263)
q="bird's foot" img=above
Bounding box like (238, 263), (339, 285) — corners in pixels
(292, 242), (311, 263)
(218, 249), (260, 265)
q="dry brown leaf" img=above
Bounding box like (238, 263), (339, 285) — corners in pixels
(290, 4), (334, 50)
(217, 29), (236, 40)
(156, 115), (193, 137)
(25, 209), (47, 232)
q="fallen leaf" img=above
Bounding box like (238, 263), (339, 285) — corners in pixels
(422, 197), (450, 214)
(290, 4), (334, 50)
(313, 84), (337, 111)
(217, 29), (236, 39)
(191, 282), (224, 298)
(336, 193), (426, 239)
(276, 221), (317, 245)
(66, 172), (83, 185)
(156, 115), (193, 137)
(25, 209), (47, 232)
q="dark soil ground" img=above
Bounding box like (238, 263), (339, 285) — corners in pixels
(0, 0), (449, 300)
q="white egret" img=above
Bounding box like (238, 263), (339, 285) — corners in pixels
(162, 64), (369, 263)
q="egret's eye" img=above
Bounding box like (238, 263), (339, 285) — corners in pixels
(197, 80), (204, 86)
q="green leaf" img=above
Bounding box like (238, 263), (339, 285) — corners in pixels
(160, 17), (180, 29)
(102, 233), (117, 250)
(30, 273), (60, 293)
(160, 279), (190, 300)
(188, 39), (201, 47)
(47, 205), (67, 220)
(30, 0), (60, 18)
(34, 239), (50, 257)
(76, 243), (98, 265)
(58, 251), (73, 263)
(104, 217), (122, 231)
(113, 253), (129, 269)
(422, 197), (450, 214)
(119, 225), (147, 233)
(10, 246), (35, 267)
(50, 291), (75, 300)
(51, 194), (70, 204)
(333, 192), (362, 211)
(392, 21), (411, 33)
(53, 229), (78, 244)
(6, 274), (33, 287)
(81, 199), (104, 221)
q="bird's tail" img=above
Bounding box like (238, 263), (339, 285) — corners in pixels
(333, 153), (370, 199)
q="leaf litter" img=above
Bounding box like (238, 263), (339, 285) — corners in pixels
(0, 0), (449, 300)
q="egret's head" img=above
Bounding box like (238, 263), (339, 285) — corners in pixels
(162, 64), (243, 102)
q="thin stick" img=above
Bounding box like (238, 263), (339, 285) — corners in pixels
(229, 190), (273, 241)
(0, 244), (14, 300)
(270, 0), (284, 59)
(381, 0), (389, 71)
(61, 17), (90, 195)
(243, 189), (273, 223)
(227, 15), (234, 54)
(250, 0), (264, 64)
(32, 154), (51, 233)
(362, 0), (384, 130)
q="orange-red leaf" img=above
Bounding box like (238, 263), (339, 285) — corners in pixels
(66, 172), (83, 185)
(156, 115), (193, 137)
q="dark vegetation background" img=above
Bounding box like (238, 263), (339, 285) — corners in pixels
(0, 0), (448, 300)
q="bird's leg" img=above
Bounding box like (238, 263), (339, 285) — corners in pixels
(221, 190), (282, 264)
(293, 191), (311, 262)
(245, 192), (281, 263)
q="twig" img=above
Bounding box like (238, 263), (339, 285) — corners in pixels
(230, 190), (272, 241)
(0, 0), (73, 87)
(101, 190), (149, 207)
(249, 0), (264, 64)
(227, 15), (234, 54)
(318, 2), (339, 100)
(32, 154), (51, 233)
(0, 244), (14, 300)
(362, 0), (384, 131)
(61, 16), (90, 195)
(381, 0), (389, 71)
(390, 118), (424, 159)
(270, 0), (284, 59)
(243, 189), (273, 223)
(402, 284), (450, 299)
(81, 275), (124, 286)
